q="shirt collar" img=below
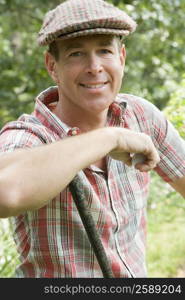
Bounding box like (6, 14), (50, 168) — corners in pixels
(34, 86), (127, 138)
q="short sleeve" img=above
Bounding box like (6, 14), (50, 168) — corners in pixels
(122, 94), (185, 183)
(0, 128), (44, 155)
(143, 99), (185, 182)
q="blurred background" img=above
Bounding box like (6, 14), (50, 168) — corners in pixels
(0, 0), (185, 277)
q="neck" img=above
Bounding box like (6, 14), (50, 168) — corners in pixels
(53, 101), (109, 133)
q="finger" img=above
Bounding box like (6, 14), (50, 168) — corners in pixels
(135, 163), (155, 172)
(134, 150), (160, 171)
(135, 156), (159, 172)
(132, 153), (146, 167)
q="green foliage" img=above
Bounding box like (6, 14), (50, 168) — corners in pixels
(0, 219), (19, 277)
(163, 75), (185, 138)
(0, 0), (63, 128)
(108, 0), (185, 110)
(147, 172), (185, 277)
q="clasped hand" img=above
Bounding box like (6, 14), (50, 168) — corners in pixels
(109, 128), (160, 172)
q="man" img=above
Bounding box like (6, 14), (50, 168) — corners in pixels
(0, 0), (184, 278)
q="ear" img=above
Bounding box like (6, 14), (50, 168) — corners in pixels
(45, 51), (59, 83)
(119, 44), (126, 67)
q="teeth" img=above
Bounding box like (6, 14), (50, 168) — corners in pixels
(81, 83), (105, 89)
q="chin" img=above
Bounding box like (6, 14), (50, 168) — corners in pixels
(86, 97), (113, 111)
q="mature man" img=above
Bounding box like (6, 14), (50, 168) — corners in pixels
(0, 0), (185, 278)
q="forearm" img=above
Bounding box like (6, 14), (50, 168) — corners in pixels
(0, 126), (160, 217)
(0, 127), (116, 217)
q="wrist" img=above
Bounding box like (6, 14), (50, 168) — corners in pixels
(102, 127), (120, 151)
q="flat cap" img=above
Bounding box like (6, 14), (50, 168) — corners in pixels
(38, 0), (137, 46)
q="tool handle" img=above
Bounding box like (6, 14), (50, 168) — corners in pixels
(69, 175), (114, 278)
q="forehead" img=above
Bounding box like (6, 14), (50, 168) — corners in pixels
(57, 34), (117, 51)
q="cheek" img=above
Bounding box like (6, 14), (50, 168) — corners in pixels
(107, 57), (124, 74)
(110, 62), (124, 84)
(110, 64), (124, 92)
(58, 65), (80, 84)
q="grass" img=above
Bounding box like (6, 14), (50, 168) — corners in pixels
(0, 172), (185, 277)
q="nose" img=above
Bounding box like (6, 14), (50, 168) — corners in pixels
(85, 53), (103, 75)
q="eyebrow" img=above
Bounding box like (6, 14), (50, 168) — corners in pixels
(63, 38), (114, 52)
(63, 43), (84, 52)
(98, 39), (114, 47)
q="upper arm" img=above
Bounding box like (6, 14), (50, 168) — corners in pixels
(169, 176), (185, 199)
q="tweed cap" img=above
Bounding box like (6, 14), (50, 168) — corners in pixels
(38, 0), (137, 46)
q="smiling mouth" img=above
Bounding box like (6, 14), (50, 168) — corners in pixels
(79, 82), (108, 89)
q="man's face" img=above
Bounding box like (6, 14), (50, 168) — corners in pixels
(47, 35), (126, 115)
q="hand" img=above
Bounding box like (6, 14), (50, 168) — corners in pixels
(109, 128), (160, 172)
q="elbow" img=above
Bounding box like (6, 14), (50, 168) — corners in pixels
(0, 177), (22, 218)
(0, 191), (22, 218)
(0, 205), (13, 218)
(0, 190), (19, 218)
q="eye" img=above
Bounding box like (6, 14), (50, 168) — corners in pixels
(69, 51), (83, 57)
(99, 49), (112, 54)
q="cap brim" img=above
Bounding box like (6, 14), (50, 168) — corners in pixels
(57, 28), (130, 40)
(40, 28), (130, 45)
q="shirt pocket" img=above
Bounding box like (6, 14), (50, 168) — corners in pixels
(113, 165), (149, 223)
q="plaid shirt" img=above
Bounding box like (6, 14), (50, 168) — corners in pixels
(0, 86), (185, 278)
